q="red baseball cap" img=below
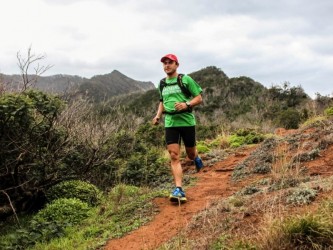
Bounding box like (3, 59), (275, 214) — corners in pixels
(160, 54), (178, 63)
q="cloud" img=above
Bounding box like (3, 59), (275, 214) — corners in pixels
(0, 0), (332, 97)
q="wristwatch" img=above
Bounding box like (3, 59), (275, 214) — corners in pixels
(185, 101), (191, 109)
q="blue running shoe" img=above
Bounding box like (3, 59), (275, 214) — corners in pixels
(194, 156), (204, 172)
(169, 187), (187, 203)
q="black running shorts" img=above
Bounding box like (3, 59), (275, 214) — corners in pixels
(165, 126), (196, 147)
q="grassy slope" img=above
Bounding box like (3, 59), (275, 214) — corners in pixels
(1, 118), (333, 250)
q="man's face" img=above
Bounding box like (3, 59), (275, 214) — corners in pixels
(162, 59), (178, 76)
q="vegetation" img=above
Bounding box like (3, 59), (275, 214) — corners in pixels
(33, 198), (91, 225)
(1, 63), (333, 249)
(324, 106), (333, 116)
(0, 185), (165, 249)
(159, 117), (333, 250)
(46, 180), (103, 206)
(260, 202), (333, 249)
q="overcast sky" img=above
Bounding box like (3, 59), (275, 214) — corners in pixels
(1, 0), (332, 97)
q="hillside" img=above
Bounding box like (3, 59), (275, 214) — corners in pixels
(1, 66), (333, 249)
(104, 66), (313, 134)
(0, 70), (155, 101)
(76, 70), (154, 102)
(104, 118), (333, 249)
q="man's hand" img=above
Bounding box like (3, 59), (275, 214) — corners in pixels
(152, 116), (160, 125)
(174, 102), (187, 111)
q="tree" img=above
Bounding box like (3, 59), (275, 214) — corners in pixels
(16, 45), (53, 91)
(0, 90), (66, 219)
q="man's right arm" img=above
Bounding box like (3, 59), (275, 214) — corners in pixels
(152, 101), (164, 125)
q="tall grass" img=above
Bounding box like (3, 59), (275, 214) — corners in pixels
(258, 199), (333, 249)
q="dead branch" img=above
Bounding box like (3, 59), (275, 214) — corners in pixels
(16, 45), (53, 91)
(1, 190), (20, 226)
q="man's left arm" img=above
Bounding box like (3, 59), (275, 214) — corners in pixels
(188, 94), (203, 108)
(175, 94), (202, 111)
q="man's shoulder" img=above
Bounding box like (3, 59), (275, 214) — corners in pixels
(160, 74), (194, 85)
(180, 74), (196, 84)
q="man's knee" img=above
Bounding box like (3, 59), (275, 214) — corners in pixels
(169, 150), (180, 161)
(168, 145), (180, 161)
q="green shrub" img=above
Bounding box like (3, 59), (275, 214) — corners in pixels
(196, 141), (210, 153)
(264, 199), (333, 249)
(282, 214), (333, 248)
(244, 133), (265, 144)
(252, 164), (271, 174)
(228, 129), (265, 148)
(286, 187), (317, 205)
(301, 116), (327, 128)
(228, 134), (246, 148)
(208, 136), (228, 148)
(240, 185), (260, 195)
(34, 198), (91, 225)
(324, 106), (333, 116)
(135, 123), (165, 147)
(108, 184), (141, 205)
(295, 148), (320, 162)
(196, 124), (220, 140)
(228, 196), (244, 207)
(210, 234), (257, 250)
(275, 109), (301, 129)
(46, 180), (102, 206)
(2, 220), (66, 249)
(268, 177), (301, 192)
(232, 163), (250, 181)
(120, 148), (170, 187)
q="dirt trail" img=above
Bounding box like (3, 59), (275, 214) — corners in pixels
(104, 147), (256, 250)
(104, 123), (333, 250)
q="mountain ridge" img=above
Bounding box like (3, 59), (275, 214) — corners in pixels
(0, 70), (155, 100)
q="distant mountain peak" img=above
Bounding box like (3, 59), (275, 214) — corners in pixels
(2, 70), (155, 101)
(110, 69), (122, 74)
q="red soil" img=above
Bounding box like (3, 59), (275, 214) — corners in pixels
(104, 126), (333, 250)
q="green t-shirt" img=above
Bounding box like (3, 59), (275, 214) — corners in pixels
(159, 74), (202, 128)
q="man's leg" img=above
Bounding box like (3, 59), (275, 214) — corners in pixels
(167, 143), (182, 187)
(186, 146), (204, 172)
(185, 146), (197, 161)
(183, 126), (204, 172)
(165, 127), (187, 202)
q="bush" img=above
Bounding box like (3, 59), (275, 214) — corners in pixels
(252, 164), (271, 174)
(301, 116), (327, 128)
(281, 214), (333, 248)
(46, 180), (102, 206)
(228, 129), (265, 148)
(275, 109), (301, 129)
(120, 148), (170, 187)
(240, 185), (260, 195)
(4, 220), (66, 249)
(262, 199), (333, 249)
(108, 184), (141, 205)
(135, 123), (164, 147)
(196, 141), (210, 153)
(34, 198), (91, 225)
(228, 134), (246, 148)
(324, 106), (333, 116)
(1, 198), (90, 249)
(286, 187), (317, 205)
(196, 124), (220, 140)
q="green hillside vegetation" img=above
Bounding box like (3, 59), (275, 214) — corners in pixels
(0, 66), (333, 249)
(103, 66), (313, 138)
